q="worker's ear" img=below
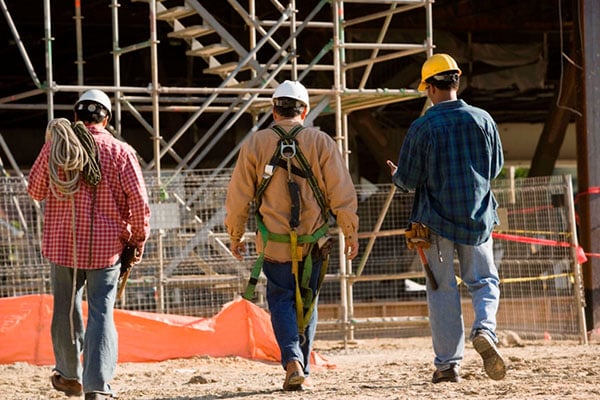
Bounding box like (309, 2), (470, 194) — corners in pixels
(300, 106), (308, 119)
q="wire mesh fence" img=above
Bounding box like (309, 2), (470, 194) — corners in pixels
(0, 176), (45, 298)
(0, 171), (586, 342)
(486, 175), (585, 340)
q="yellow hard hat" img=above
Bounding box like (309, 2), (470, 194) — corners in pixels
(418, 54), (462, 91)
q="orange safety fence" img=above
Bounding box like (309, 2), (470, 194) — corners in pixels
(0, 294), (335, 369)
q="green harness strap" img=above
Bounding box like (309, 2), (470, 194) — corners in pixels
(244, 216), (329, 334)
(243, 124), (330, 336)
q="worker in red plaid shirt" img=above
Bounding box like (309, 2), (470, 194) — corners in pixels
(28, 89), (150, 400)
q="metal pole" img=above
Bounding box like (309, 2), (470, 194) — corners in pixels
(43, 0), (54, 121)
(332, 0), (352, 344)
(564, 175), (588, 344)
(74, 0), (84, 88)
(290, 0), (297, 80)
(425, 0), (434, 57)
(111, 0), (122, 135)
(148, 0), (165, 313)
(250, 0), (257, 81)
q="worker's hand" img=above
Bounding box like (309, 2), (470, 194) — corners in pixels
(345, 238), (359, 260)
(386, 160), (397, 176)
(132, 248), (143, 265)
(230, 239), (247, 260)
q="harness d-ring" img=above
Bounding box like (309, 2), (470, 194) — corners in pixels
(280, 141), (296, 159)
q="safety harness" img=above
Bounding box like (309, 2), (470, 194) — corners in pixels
(243, 124), (331, 337)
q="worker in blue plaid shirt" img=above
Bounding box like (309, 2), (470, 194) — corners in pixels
(387, 53), (506, 384)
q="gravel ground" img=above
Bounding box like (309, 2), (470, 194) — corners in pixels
(1, 334), (599, 400)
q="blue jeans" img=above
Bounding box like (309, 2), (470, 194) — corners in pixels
(262, 257), (322, 376)
(424, 234), (500, 370)
(51, 262), (120, 394)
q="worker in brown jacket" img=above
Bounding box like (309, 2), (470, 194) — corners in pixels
(225, 80), (359, 391)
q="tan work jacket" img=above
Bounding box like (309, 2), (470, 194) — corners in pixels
(225, 120), (358, 263)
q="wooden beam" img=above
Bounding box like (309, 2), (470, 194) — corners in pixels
(527, 54), (578, 177)
(577, 0), (600, 332)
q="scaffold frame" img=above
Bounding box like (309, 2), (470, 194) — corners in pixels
(1, 0), (435, 341)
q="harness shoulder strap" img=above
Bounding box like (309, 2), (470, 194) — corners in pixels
(254, 125), (303, 205)
(271, 124), (304, 140)
(260, 125), (329, 220)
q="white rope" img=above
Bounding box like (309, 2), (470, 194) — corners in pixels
(46, 118), (89, 198)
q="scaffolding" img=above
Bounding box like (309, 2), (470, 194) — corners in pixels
(1, 0), (434, 340)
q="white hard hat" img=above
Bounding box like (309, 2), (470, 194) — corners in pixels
(272, 80), (309, 108)
(75, 89), (112, 120)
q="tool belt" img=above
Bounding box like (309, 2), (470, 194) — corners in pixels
(405, 222), (430, 249)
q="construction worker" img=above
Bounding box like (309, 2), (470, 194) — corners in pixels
(225, 80), (359, 391)
(28, 89), (151, 400)
(387, 54), (506, 383)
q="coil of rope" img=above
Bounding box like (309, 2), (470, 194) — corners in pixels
(45, 117), (102, 343)
(46, 118), (101, 196)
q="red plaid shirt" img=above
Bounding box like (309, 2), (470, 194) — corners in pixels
(28, 124), (151, 269)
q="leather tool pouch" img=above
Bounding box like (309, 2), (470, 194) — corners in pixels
(405, 223), (431, 250)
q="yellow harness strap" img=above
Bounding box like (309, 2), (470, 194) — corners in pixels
(290, 229), (305, 335)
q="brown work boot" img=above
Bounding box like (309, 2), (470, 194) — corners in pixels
(431, 364), (461, 383)
(282, 360), (305, 391)
(51, 373), (83, 396)
(473, 331), (507, 380)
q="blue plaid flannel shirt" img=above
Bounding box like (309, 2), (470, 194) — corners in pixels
(392, 99), (504, 245)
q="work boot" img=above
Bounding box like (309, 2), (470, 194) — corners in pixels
(51, 373), (83, 396)
(85, 393), (116, 399)
(431, 364), (461, 383)
(473, 331), (507, 380)
(282, 360), (305, 391)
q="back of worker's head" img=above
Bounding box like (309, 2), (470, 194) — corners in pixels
(272, 80), (309, 118)
(74, 89), (112, 124)
(419, 53), (462, 91)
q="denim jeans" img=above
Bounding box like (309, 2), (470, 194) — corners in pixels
(262, 257), (322, 376)
(51, 262), (120, 394)
(423, 234), (500, 370)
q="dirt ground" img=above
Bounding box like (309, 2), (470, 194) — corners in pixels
(1, 333), (599, 400)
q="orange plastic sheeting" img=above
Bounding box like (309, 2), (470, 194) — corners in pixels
(0, 294), (335, 369)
